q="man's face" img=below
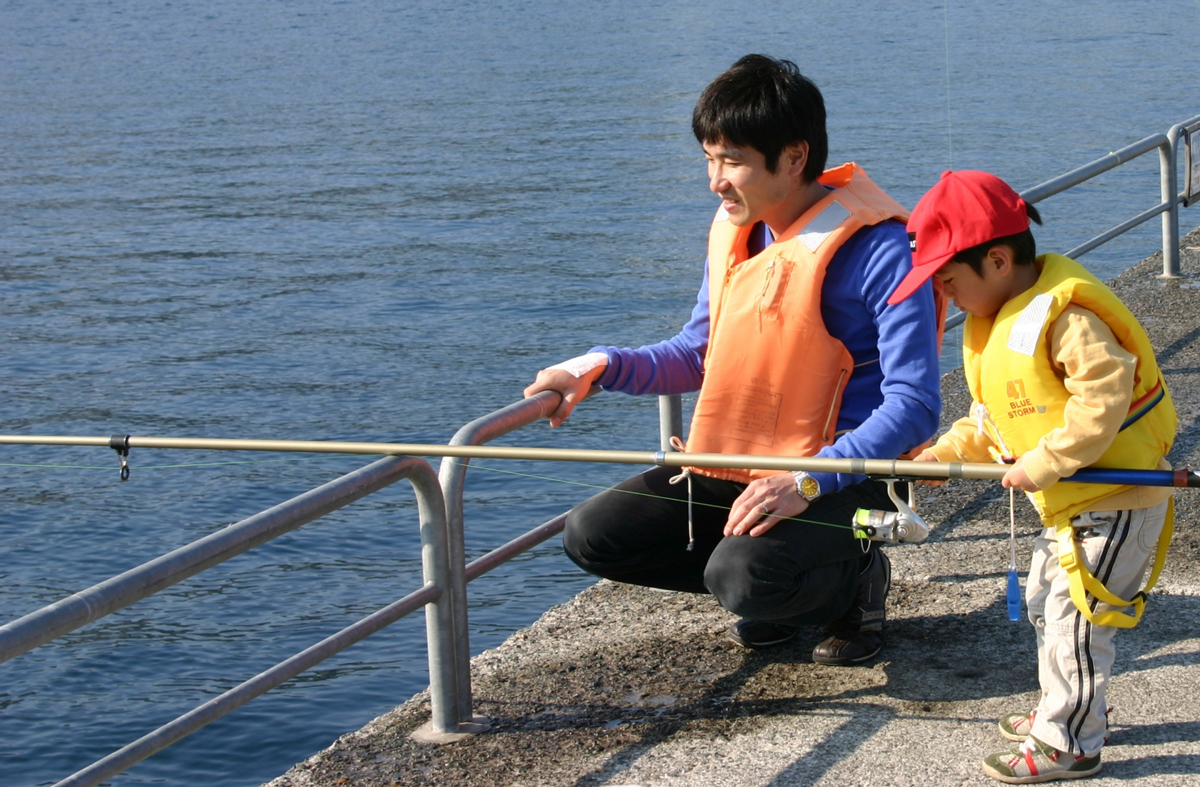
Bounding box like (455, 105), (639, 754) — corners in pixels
(934, 259), (1010, 318)
(703, 140), (796, 232)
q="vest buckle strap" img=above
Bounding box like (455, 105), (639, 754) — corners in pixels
(1057, 543), (1080, 571)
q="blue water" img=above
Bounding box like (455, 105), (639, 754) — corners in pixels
(2, 1), (1198, 784)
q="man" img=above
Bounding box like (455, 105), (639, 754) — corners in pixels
(524, 54), (942, 664)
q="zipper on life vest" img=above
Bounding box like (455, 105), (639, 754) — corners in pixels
(756, 257), (777, 331)
(716, 262), (737, 324)
(821, 367), (849, 443)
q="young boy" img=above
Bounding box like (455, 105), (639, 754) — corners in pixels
(888, 170), (1176, 783)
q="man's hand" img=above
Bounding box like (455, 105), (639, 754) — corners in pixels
(724, 473), (808, 537)
(523, 363), (606, 428)
(1001, 458), (1040, 492)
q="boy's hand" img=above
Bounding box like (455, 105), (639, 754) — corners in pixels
(912, 449), (946, 487)
(1001, 459), (1041, 492)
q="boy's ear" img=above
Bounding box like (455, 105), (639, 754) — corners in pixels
(986, 244), (1016, 276)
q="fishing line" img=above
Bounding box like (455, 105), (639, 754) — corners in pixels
(943, 0), (955, 169)
(452, 459), (856, 533)
(975, 404), (1025, 620)
(1007, 486), (1021, 621)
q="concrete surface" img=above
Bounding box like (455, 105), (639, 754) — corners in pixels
(265, 229), (1200, 787)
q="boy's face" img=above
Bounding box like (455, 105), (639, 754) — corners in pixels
(703, 139), (798, 233)
(934, 258), (1012, 318)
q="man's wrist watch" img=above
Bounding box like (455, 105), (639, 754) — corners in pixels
(792, 471), (821, 501)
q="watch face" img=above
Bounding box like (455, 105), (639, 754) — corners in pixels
(800, 475), (820, 499)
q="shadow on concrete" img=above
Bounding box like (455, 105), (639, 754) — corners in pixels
(760, 702), (895, 787)
(559, 585), (1198, 785)
(1115, 720), (1200, 747)
(1101, 753), (1200, 780)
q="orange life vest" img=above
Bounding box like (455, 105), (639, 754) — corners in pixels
(684, 163), (911, 483)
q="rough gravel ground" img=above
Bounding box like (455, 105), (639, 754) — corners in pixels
(266, 230), (1200, 787)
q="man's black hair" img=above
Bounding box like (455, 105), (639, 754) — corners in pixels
(692, 54), (828, 181)
(953, 204), (1044, 272)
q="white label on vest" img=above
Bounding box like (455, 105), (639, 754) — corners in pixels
(715, 206), (730, 221)
(1007, 293), (1054, 356)
(729, 384), (782, 446)
(798, 202), (851, 252)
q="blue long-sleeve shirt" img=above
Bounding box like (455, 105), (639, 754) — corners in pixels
(591, 219), (941, 496)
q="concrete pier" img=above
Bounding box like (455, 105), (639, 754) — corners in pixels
(266, 229), (1200, 787)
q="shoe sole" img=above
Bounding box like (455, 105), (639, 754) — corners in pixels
(810, 640), (883, 666)
(981, 759), (1101, 784)
(726, 629), (799, 649)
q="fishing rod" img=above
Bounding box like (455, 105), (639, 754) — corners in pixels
(0, 433), (1197, 488)
(4, 432), (1189, 621)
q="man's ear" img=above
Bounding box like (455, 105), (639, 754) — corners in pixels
(783, 141), (810, 179)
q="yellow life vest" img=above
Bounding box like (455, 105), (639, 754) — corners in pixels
(684, 163), (910, 483)
(964, 253), (1176, 627)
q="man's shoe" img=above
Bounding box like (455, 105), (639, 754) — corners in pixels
(727, 619), (800, 649)
(982, 735), (1101, 783)
(811, 549), (890, 666)
(1000, 709), (1111, 745)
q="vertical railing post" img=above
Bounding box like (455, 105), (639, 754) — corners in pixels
(658, 394), (683, 451)
(436, 451), (474, 727)
(437, 392), (561, 728)
(1160, 130), (1181, 278)
(409, 460), (460, 736)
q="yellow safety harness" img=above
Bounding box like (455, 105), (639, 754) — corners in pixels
(975, 401), (1172, 629)
(1055, 497), (1173, 628)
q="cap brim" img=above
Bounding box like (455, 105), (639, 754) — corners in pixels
(886, 249), (955, 305)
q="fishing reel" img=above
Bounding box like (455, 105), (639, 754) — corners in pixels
(852, 478), (930, 544)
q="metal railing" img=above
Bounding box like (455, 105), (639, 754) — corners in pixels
(0, 390), (606, 785)
(0, 395), (826, 785)
(2, 115), (1198, 786)
(3, 400), (1200, 782)
(0, 455), (463, 785)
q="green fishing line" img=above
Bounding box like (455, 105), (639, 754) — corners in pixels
(452, 459), (854, 532)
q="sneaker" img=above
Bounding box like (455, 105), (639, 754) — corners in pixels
(982, 736), (1101, 783)
(812, 549), (890, 665)
(999, 709), (1111, 744)
(727, 619), (800, 649)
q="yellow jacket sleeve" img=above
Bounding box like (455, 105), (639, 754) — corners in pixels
(1018, 304), (1135, 489)
(928, 413), (996, 464)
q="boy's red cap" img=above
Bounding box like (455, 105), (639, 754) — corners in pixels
(888, 170), (1029, 305)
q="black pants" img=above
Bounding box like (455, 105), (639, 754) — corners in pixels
(562, 466), (895, 626)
